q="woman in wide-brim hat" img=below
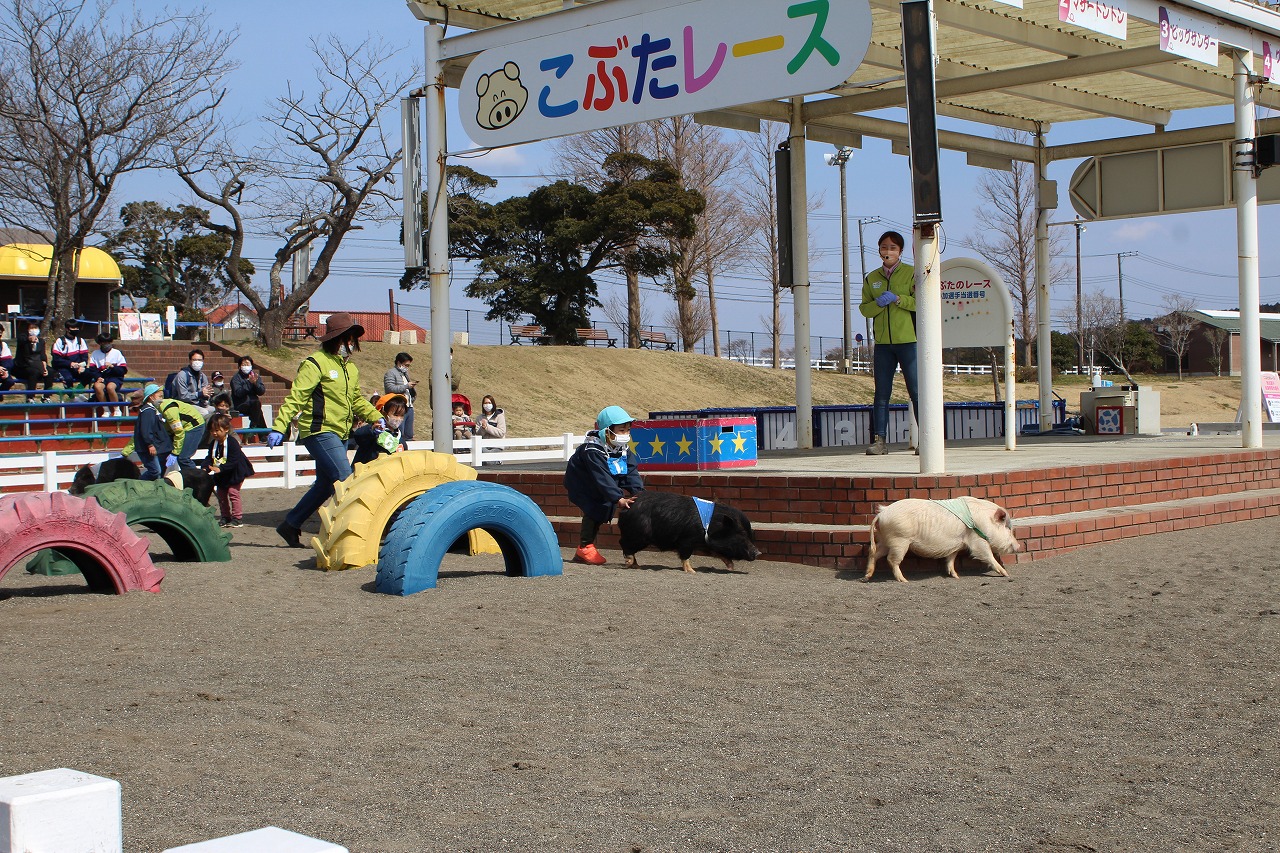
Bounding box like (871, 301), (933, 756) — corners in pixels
(268, 312), (384, 548)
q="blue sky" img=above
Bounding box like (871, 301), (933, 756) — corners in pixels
(118, 0), (1280, 339)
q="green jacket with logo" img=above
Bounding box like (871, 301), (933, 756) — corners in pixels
(122, 398), (206, 456)
(859, 262), (917, 345)
(272, 349), (382, 441)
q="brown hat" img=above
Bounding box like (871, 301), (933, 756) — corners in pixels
(319, 312), (364, 343)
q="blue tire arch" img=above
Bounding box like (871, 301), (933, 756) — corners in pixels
(376, 480), (563, 595)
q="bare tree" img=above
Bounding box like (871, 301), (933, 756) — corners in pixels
(968, 131), (1066, 366)
(551, 126), (650, 346)
(179, 37), (412, 348)
(740, 123), (788, 369)
(663, 292), (710, 350)
(598, 291), (646, 341)
(0, 0), (234, 333)
(1081, 289), (1137, 384)
(1152, 294), (1198, 379)
(1206, 326), (1230, 377)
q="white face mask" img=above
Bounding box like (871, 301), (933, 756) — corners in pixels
(240, 365), (252, 375)
(482, 403), (494, 413)
(339, 343), (354, 358)
(608, 431), (630, 448)
(213, 381), (224, 388)
(190, 360), (204, 372)
(386, 416), (404, 431)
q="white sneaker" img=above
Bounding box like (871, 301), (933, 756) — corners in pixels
(113, 407), (124, 417)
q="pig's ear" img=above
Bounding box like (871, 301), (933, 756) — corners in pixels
(993, 508), (1007, 523)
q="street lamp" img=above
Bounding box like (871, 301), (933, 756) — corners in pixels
(824, 146), (855, 373)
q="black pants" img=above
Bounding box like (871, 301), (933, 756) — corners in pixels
(237, 400), (267, 430)
(579, 515), (603, 547)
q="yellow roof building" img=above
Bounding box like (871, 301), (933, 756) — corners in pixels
(0, 243), (122, 282)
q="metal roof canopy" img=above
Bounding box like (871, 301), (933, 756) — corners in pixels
(405, 0), (1280, 460)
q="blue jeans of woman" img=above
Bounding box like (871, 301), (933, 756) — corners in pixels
(177, 422), (205, 469)
(872, 341), (920, 441)
(285, 431), (352, 530)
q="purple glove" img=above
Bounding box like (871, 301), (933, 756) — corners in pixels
(266, 431), (285, 448)
(875, 291), (899, 307)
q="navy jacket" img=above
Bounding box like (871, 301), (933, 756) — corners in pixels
(350, 423), (406, 466)
(202, 434), (254, 487)
(564, 430), (643, 522)
(133, 404), (173, 457)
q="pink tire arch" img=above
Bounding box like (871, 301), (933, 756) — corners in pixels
(0, 492), (163, 594)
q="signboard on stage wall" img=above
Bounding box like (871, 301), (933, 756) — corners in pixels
(458, 0), (872, 149)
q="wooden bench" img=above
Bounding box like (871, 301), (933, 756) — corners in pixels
(639, 330), (677, 351)
(575, 328), (617, 347)
(509, 324), (546, 344)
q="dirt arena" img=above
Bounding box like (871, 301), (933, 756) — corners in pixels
(0, 486), (1276, 852)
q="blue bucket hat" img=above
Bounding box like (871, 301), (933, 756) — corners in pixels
(596, 406), (634, 431)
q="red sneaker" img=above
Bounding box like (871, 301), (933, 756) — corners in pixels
(573, 544), (607, 565)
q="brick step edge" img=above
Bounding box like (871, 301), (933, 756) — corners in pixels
(545, 488), (1280, 571)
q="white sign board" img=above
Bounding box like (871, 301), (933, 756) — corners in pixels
(938, 258), (1014, 348)
(1058, 0), (1128, 40)
(1158, 5), (1219, 67)
(1262, 371), (1280, 422)
(458, 0), (872, 149)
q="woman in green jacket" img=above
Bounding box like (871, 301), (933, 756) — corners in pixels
(859, 230), (919, 455)
(268, 313), (384, 547)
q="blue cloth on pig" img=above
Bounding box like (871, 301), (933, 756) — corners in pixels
(934, 498), (990, 541)
(693, 496), (714, 538)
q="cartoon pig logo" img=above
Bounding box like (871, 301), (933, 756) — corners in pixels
(475, 61), (528, 130)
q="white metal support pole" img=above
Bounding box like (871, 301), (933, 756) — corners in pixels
(838, 159), (851, 373)
(425, 23), (454, 454)
(1233, 48), (1262, 449)
(789, 97), (813, 450)
(1034, 140), (1054, 433)
(1005, 332), (1017, 450)
(915, 229), (944, 472)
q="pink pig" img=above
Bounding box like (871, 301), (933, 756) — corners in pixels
(865, 497), (1020, 583)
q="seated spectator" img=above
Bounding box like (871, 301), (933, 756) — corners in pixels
(452, 402), (475, 441)
(351, 394), (408, 466)
(14, 320), (52, 400)
(88, 332), (127, 417)
(51, 319), (92, 389)
(230, 356), (267, 433)
(0, 327), (13, 399)
(383, 352), (417, 440)
(210, 370), (228, 399)
(173, 348), (212, 415)
(473, 394), (507, 467)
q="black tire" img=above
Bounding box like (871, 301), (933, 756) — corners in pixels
(376, 480), (562, 595)
(0, 492), (162, 593)
(83, 479), (232, 562)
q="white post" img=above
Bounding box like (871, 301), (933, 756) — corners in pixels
(425, 23), (454, 455)
(789, 97), (814, 450)
(1233, 48), (1263, 449)
(42, 450), (58, 491)
(1005, 335), (1017, 450)
(283, 443), (298, 490)
(1034, 143), (1054, 433)
(915, 229), (945, 472)
(562, 432), (575, 460)
(470, 431), (483, 467)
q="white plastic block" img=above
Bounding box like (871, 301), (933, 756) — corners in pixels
(164, 826), (348, 853)
(399, 329), (418, 345)
(382, 330), (398, 344)
(0, 767), (122, 853)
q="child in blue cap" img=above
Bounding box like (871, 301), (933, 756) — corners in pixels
(131, 383), (171, 481)
(563, 405), (643, 565)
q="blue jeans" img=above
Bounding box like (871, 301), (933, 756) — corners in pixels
(285, 432), (352, 530)
(139, 452), (162, 481)
(177, 422), (205, 469)
(872, 342), (920, 441)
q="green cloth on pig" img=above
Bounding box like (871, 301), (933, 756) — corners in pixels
(934, 498), (990, 541)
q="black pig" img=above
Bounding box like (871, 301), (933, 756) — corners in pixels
(69, 457), (215, 507)
(618, 491), (760, 573)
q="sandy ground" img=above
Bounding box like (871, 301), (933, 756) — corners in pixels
(1, 487), (1277, 852)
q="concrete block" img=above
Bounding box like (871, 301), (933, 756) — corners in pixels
(451, 332), (469, 346)
(382, 330), (398, 344)
(0, 767), (122, 853)
(164, 826), (348, 853)
(399, 330), (418, 345)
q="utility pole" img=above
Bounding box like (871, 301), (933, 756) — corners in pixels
(1116, 251), (1136, 321)
(855, 215), (879, 368)
(825, 147), (855, 373)
(1073, 219), (1085, 372)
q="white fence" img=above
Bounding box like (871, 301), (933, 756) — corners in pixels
(0, 433), (586, 493)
